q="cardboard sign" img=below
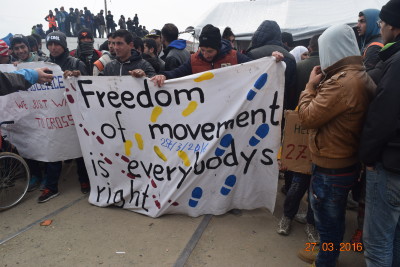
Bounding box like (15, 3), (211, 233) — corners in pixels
(281, 110), (312, 174)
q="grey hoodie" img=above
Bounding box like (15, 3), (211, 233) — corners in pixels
(319, 24), (360, 71)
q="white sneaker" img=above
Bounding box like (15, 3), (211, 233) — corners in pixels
(294, 212), (307, 224)
(305, 223), (320, 243)
(277, 216), (292, 235)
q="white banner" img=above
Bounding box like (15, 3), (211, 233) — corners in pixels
(0, 62), (82, 161)
(66, 57), (285, 217)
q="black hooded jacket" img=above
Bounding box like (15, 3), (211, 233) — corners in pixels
(246, 20), (297, 110)
(46, 50), (88, 74)
(103, 49), (156, 77)
(360, 35), (400, 166)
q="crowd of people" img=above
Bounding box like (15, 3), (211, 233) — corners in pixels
(37, 6), (148, 38)
(1, 0), (400, 266)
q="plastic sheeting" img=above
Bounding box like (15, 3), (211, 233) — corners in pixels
(194, 0), (388, 41)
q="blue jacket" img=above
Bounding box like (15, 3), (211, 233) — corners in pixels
(0, 69), (37, 95)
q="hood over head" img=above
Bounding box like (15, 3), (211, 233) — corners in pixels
(359, 9), (381, 47)
(250, 20), (283, 49)
(290, 46), (308, 62)
(319, 24), (359, 70)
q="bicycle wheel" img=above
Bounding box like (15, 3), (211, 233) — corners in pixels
(0, 152), (30, 211)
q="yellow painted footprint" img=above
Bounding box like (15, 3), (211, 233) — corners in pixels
(154, 145), (167, 161)
(124, 140), (133, 156)
(194, 72), (214, 82)
(151, 106), (163, 123)
(178, 150), (191, 167)
(182, 101), (198, 117)
(135, 133), (144, 150)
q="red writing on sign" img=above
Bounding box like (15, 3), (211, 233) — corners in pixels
(285, 144), (308, 160)
(35, 115), (75, 129)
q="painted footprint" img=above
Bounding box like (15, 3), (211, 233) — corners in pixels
(215, 134), (233, 157)
(249, 123), (269, 147)
(194, 72), (214, 82)
(178, 150), (191, 167)
(135, 133), (144, 150)
(182, 101), (198, 117)
(154, 145), (167, 161)
(188, 187), (203, 208)
(247, 73), (268, 101)
(124, 140), (133, 156)
(150, 106), (163, 123)
(220, 175), (237, 196)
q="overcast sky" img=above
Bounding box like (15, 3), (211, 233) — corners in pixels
(0, 0), (237, 38)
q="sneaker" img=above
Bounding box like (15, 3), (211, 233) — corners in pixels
(294, 212), (307, 224)
(27, 176), (41, 192)
(80, 182), (90, 194)
(305, 223), (320, 243)
(350, 229), (363, 252)
(297, 248), (318, 264)
(277, 216), (292, 235)
(37, 189), (59, 203)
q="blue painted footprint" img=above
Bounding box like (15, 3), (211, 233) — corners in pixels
(247, 73), (268, 101)
(221, 175), (237, 196)
(215, 134), (233, 157)
(188, 187), (203, 207)
(249, 123), (270, 146)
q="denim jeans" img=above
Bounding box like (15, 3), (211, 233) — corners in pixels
(310, 164), (358, 267)
(284, 172), (314, 224)
(45, 161), (62, 192)
(364, 163), (400, 267)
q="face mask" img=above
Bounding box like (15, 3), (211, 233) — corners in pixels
(79, 41), (94, 56)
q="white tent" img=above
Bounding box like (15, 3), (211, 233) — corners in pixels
(194, 0), (387, 42)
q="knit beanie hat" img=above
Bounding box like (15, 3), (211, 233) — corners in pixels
(199, 24), (221, 50)
(78, 28), (94, 42)
(46, 31), (68, 50)
(10, 34), (30, 50)
(0, 40), (9, 56)
(380, 0), (400, 28)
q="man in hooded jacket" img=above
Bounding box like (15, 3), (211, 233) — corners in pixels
(298, 24), (376, 267)
(246, 20), (297, 111)
(359, 0), (400, 265)
(357, 9), (384, 71)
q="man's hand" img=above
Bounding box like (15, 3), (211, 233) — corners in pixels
(128, 69), (146, 78)
(63, 70), (81, 78)
(271, 51), (284, 62)
(151, 75), (166, 87)
(308, 66), (323, 88)
(35, 67), (54, 84)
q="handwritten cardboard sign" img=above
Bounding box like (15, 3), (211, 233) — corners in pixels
(281, 110), (312, 174)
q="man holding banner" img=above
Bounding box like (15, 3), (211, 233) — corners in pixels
(36, 31), (90, 203)
(151, 24), (252, 86)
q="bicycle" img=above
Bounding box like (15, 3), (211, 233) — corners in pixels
(0, 121), (30, 211)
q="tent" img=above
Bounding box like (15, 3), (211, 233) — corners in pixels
(194, 0), (387, 47)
